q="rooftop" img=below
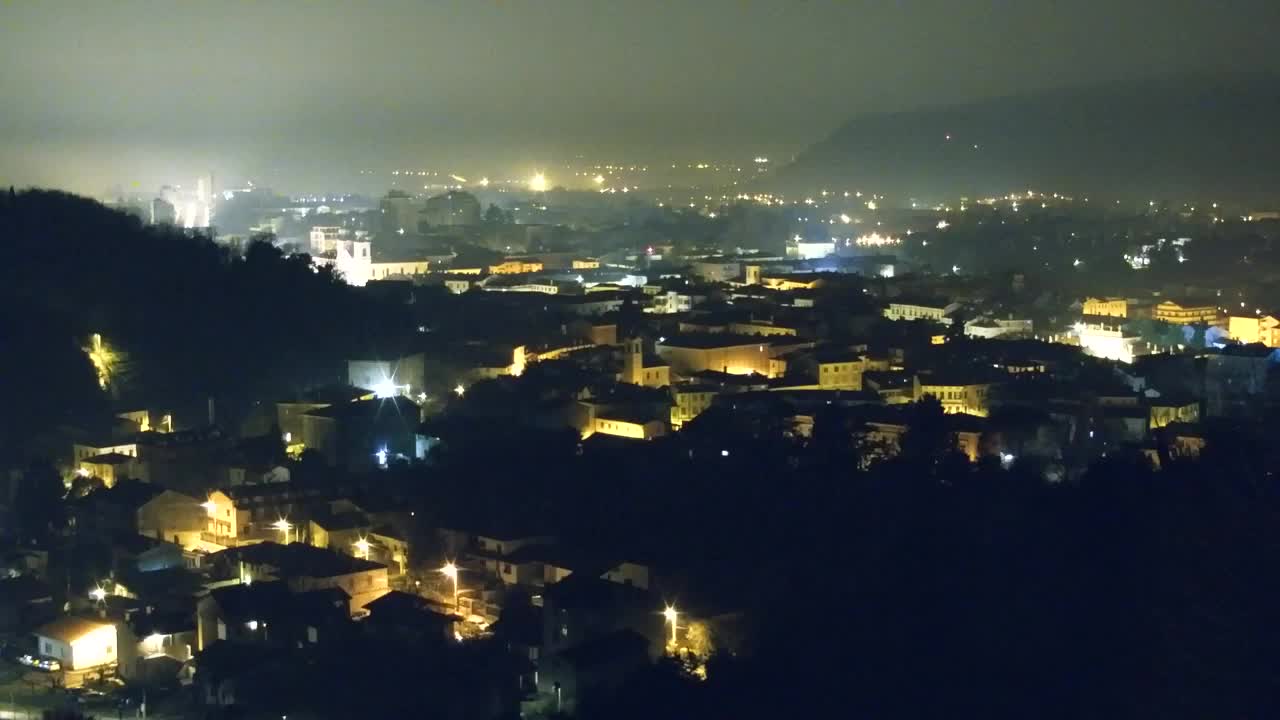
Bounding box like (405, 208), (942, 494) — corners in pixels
(36, 615), (114, 643)
(219, 541), (385, 578)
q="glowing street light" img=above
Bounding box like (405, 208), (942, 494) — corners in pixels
(529, 173), (548, 193)
(454, 384), (466, 397)
(593, 174), (605, 186)
(663, 605), (679, 647)
(441, 562), (460, 611)
(353, 537), (371, 560)
(272, 518), (293, 544)
(89, 586), (107, 603)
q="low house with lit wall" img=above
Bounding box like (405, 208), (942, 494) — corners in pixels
(655, 333), (787, 378)
(34, 616), (119, 671)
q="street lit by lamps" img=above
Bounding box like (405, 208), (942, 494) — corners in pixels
(441, 562), (460, 611)
(272, 518), (293, 544)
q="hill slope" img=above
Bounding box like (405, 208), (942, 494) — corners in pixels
(765, 73), (1280, 202)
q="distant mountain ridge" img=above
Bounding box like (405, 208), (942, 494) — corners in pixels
(764, 73), (1280, 203)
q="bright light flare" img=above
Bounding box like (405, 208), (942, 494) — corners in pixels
(529, 173), (548, 192)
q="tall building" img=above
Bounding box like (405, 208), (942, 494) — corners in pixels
(379, 191), (423, 236)
(422, 191), (481, 227)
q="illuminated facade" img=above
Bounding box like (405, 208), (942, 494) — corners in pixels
(35, 617), (118, 671)
(1082, 297), (1130, 318)
(137, 489), (237, 552)
(489, 260), (545, 274)
(1153, 300), (1221, 325)
(670, 386), (717, 429)
(917, 379), (992, 416)
(1076, 323), (1141, 363)
(369, 260), (431, 281)
(1228, 314), (1280, 346)
(883, 301), (957, 323)
(655, 336), (779, 377)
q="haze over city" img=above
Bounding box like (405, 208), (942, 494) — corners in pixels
(4, 0), (1280, 194)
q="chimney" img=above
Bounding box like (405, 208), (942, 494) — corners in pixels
(207, 397), (216, 426)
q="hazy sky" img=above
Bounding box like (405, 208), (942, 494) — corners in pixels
(2, 0), (1278, 194)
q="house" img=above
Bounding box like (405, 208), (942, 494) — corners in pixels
(917, 372), (994, 416)
(361, 591), (458, 645)
(78, 452), (146, 487)
(302, 396), (422, 470)
(541, 573), (662, 658)
(209, 542), (390, 615)
(136, 489), (237, 553)
(196, 580), (351, 652)
(34, 616), (118, 671)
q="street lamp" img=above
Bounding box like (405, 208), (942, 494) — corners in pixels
(353, 537), (371, 560)
(272, 518), (293, 544)
(441, 562), (459, 612)
(663, 605), (679, 647)
(89, 586), (107, 603)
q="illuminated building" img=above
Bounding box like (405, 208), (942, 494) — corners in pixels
(137, 489), (237, 552)
(759, 274), (826, 291)
(1228, 314), (1280, 346)
(78, 452), (146, 487)
(650, 291), (695, 314)
(1076, 322), (1141, 363)
(74, 440), (138, 464)
(211, 542), (390, 617)
(1148, 399), (1200, 429)
(1081, 297), (1132, 318)
(379, 190), (423, 236)
(444, 278), (473, 294)
(309, 226), (346, 255)
(655, 334), (786, 378)
(917, 374), (993, 416)
(690, 259), (741, 282)
(348, 354), (426, 399)
(883, 300), (959, 323)
(489, 260), (546, 274)
(788, 240), (834, 260)
(34, 617), (118, 671)
(310, 239), (373, 286)
(670, 385), (717, 429)
(572, 259), (601, 270)
(963, 317), (1033, 339)
(369, 259), (431, 281)
(422, 190), (481, 226)
(1152, 299), (1221, 325)
(302, 396), (423, 471)
(621, 338), (671, 388)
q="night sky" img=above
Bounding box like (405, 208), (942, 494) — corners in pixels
(3, 0), (1278, 193)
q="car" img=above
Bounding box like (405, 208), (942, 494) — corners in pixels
(17, 654), (61, 672)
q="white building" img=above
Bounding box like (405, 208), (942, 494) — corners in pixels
(34, 616), (118, 671)
(1076, 323), (1143, 364)
(309, 226), (346, 255)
